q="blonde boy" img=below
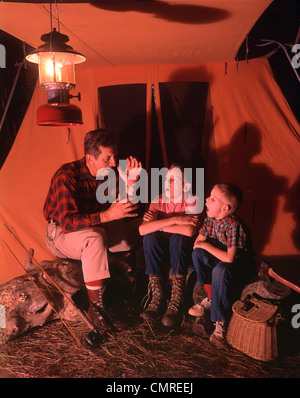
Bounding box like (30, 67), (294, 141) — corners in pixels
(189, 183), (255, 342)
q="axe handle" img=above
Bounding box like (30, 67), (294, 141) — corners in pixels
(268, 267), (300, 294)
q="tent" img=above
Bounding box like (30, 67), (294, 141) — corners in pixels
(0, 0), (299, 285)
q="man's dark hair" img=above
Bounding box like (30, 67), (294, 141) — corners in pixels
(84, 129), (118, 158)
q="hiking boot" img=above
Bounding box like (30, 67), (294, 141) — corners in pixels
(162, 275), (185, 328)
(140, 276), (165, 322)
(188, 297), (211, 317)
(210, 321), (226, 343)
(87, 285), (128, 331)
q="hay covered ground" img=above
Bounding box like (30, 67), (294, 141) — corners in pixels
(0, 304), (299, 379)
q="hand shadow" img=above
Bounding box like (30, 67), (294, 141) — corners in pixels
(206, 123), (289, 258)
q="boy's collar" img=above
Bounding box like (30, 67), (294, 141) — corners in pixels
(210, 214), (235, 223)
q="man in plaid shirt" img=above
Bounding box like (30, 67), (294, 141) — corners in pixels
(188, 183), (255, 343)
(44, 129), (142, 331)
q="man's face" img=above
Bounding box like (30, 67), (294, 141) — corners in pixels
(88, 145), (118, 176)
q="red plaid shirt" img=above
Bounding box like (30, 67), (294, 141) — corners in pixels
(199, 214), (249, 250)
(43, 157), (116, 233)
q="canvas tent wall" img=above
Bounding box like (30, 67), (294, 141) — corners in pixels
(0, 1), (274, 67)
(1, 59), (299, 284)
(0, 1), (299, 285)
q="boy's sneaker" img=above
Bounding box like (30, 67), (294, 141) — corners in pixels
(210, 321), (226, 343)
(188, 297), (211, 317)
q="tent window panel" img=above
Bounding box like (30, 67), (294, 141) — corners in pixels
(98, 82), (208, 170)
(158, 82), (209, 168)
(98, 84), (147, 164)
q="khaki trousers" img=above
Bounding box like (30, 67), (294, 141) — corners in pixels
(45, 219), (141, 283)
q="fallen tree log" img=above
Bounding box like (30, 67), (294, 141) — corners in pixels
(0, 250), (136, 344)
(0, 254), (85, 344)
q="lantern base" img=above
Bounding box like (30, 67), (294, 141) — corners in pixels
(37, 103), (83, 126)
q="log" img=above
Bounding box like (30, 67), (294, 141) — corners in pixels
(0, 250), (136, 344)
(0, 255), (84, 344)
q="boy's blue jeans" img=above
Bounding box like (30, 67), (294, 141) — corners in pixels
(192, 248), (255, 323)
(143, 231), (194, 277)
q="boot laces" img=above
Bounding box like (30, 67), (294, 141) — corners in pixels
(168, 277), (184, 311)
(97, 285), (106, 309)
(143, 278), (161, 310)
(147, 278), (163, 310)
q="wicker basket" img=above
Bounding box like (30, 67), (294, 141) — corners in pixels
(226, 296), (279, 362)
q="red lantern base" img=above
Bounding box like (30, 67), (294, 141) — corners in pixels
(37, 103), (83, 126)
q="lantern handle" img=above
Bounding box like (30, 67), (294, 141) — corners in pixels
(69, 92), (81, 101)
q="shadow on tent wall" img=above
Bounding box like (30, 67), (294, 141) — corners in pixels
(207, 123), (289, 256)
(91, 1), (231, 25)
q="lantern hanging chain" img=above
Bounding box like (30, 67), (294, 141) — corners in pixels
(48, 0), (60, 55)
(49, 0), (53, 53)
(40, 4), (116, 66)
(54, 0), (60, 32)
(49, 1), (52, 32)
(49, 0), (60, 32)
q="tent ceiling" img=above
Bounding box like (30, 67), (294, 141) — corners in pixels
(0, 0), (272, 68)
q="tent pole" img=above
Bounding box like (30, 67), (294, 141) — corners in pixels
(0, 60), (25, 135)
(153, 82), (168, 168)
(145, 83), (152, 173)
(295, 26), (300, 45)
(258, 39), (300, 84)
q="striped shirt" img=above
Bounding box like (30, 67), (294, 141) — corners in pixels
(148, 193), (203, 217)
(43, 157), (114, 233)
(199, 214), (249, 250)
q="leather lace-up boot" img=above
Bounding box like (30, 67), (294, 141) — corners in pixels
(140, 276), (166, 321)
(87, 285), (128, 331)
(162, 275), (186, 328)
